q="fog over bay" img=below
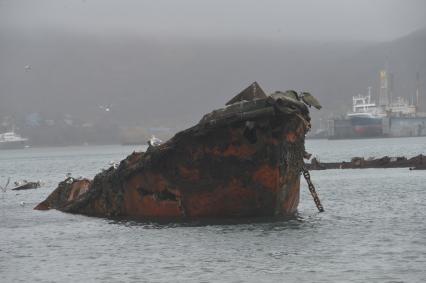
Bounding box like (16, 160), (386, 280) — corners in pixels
(3, 0), (426, 41)
(1, 0), (426, 145)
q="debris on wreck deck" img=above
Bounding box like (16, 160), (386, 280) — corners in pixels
(306, 154), (426, 170)
(35, 82), (323, 219)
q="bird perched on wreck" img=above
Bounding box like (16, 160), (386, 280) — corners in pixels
(300, 92), (322, 109)
(148, 135), (163, 147)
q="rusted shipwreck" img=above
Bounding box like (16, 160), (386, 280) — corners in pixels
(35, 82), (322, 218)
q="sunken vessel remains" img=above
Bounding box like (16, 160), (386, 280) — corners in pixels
(35, 83), (322, 218)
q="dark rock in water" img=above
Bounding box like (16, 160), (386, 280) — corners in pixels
(35, 83), (320, 219)
(12, 181), (41, 191)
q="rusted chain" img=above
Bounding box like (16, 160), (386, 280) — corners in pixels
(301, 166), (324, 212)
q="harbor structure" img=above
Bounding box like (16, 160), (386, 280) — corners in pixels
(328, 70), (426, 139)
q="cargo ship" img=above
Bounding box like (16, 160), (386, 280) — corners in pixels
(346, 90), (386, 137)
(328, 70), (426, 139)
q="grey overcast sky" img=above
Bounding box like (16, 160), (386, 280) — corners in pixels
(1, 0), (426, 41)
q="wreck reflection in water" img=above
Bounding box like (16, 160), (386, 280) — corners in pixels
(106, 214), (308, 230)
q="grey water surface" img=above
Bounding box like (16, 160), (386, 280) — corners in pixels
(1, 138), (425, 282)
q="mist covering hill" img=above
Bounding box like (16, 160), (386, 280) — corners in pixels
(1, 27), (425, 145)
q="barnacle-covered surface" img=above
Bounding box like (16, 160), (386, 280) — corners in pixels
(35, 83), (319, 219)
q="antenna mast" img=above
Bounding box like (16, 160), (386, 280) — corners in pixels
(416, 72), (420, 108)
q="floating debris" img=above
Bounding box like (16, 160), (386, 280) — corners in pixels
(12, 181), (41, 191)
(306, 154), (426, 170)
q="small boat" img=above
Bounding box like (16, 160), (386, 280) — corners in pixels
(0, 131), (28, 150)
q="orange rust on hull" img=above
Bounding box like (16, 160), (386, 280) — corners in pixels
(34, 201), (50, 210)
(222, 144), (256, 157)
(182, 178), (271, 217)
(68, 180), (91, 201)
(280, 177), (300, 215)
(205, 143), (256, 158)
(252, 164), (279, 193)
(286, 132), (297, 143)
(123, 187), (182, 217)
(126, 172), (169, 194)
(178, 166), (200, 182)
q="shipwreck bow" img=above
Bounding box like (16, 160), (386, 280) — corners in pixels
(35, 82), (321, 218)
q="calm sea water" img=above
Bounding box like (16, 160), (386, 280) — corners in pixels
(1, 137), (425, 282)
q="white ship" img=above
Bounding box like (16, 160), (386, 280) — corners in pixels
(0, 131), (28, 149)
(346, 90), (386, 136)
(344, 70), (419, 136)
(347, 88), (387, 119)
(329, 69), (425, 139)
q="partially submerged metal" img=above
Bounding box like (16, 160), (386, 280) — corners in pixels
(307, 154), (426, 170)
(12, 181), (41, 191)
(35, 82), (321, 218)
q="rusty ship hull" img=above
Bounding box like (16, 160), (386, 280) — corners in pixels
(35, 83), (318, 219)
